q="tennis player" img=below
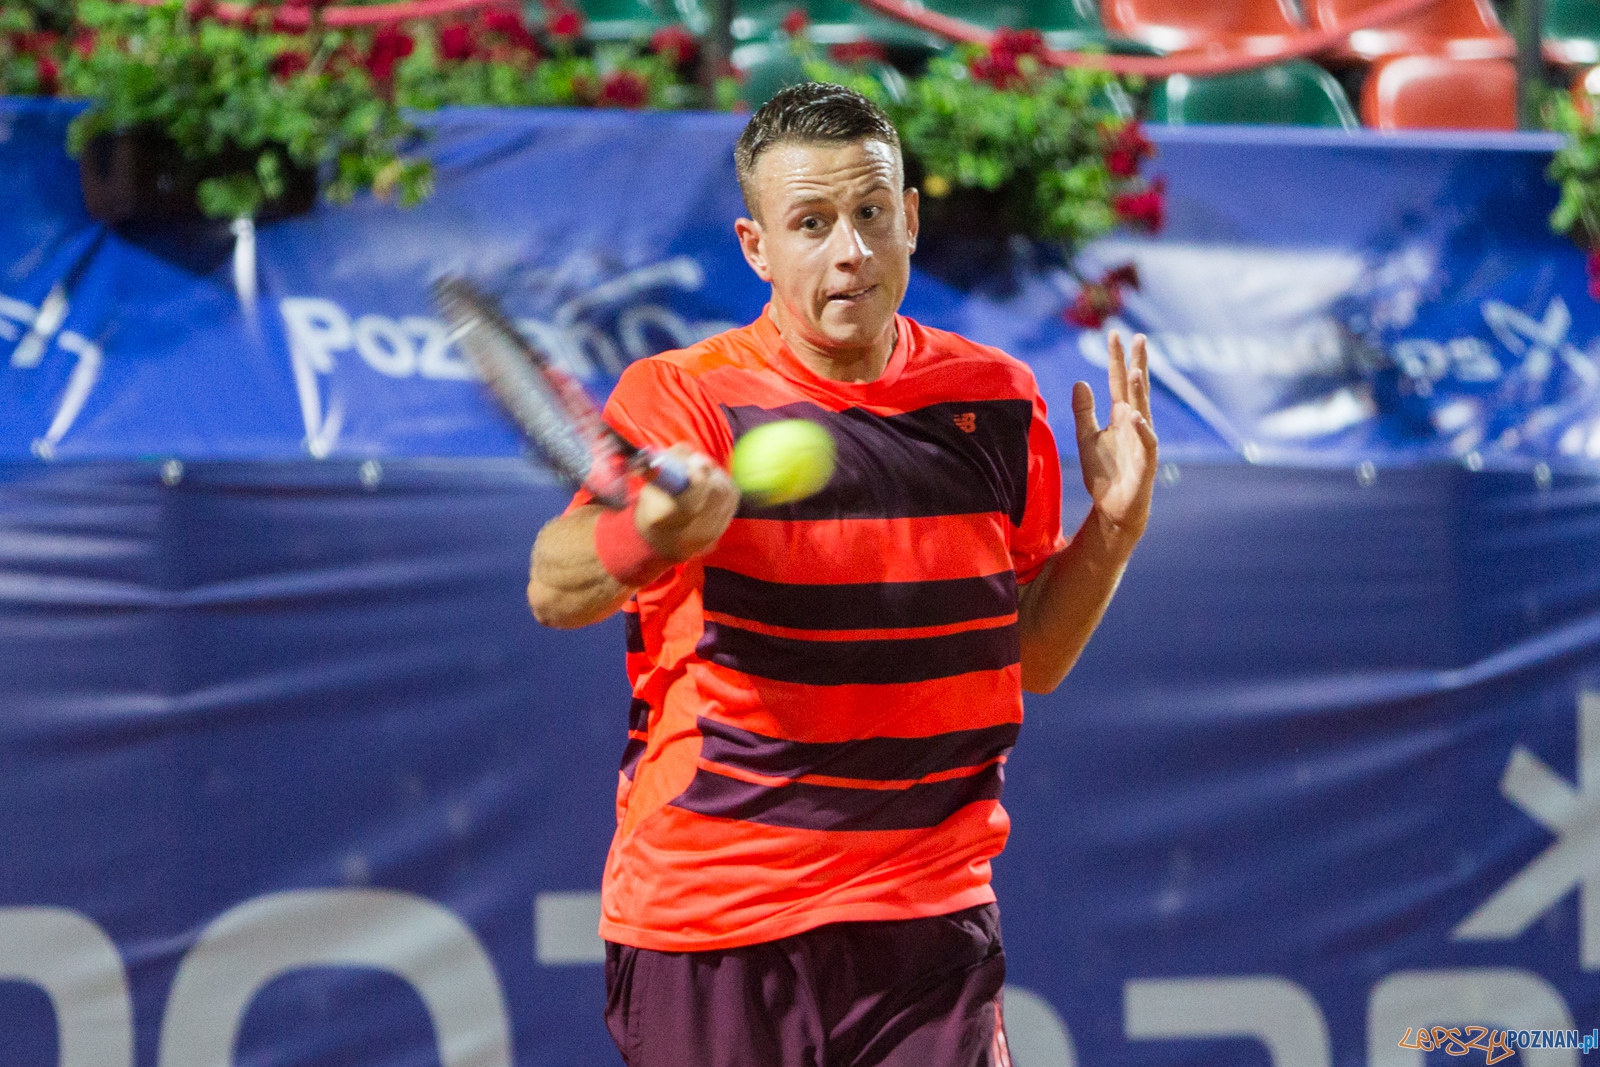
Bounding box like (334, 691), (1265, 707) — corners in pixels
(527, 82), (1157, 1067)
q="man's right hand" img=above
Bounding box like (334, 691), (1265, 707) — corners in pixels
(634, 444), (741, 562)
(527, 444), (739, 630)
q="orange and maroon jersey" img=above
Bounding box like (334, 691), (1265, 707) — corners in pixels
(560, 308), (1067, 952)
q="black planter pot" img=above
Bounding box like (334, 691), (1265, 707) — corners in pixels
(78, 130), (318, 224)
(904, 153), (1046, 291)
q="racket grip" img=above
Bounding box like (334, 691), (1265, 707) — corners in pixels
(642, 450), (692, 496)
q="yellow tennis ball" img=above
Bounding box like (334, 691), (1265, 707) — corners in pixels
(730, 419), (836, 506)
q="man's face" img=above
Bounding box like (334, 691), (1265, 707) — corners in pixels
(735, 139), (919, 357)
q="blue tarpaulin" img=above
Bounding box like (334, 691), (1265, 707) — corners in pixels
(4, 99), (1600, 1067)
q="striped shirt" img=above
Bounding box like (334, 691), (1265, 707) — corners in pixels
(565, 308), (1066, 952)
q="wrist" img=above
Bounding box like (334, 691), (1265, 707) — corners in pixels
(1087, 505), (1145, 557)
(594, 501), (674, 588)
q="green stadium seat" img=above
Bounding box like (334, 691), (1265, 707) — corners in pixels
(921, 0), (1160, 53)
(1031, 0), (1114, 49)
(729, 0), (942, 49)
(579, 0), (673, 40)
(922, 0), (1032, 30)
(805, 0), (946, 49)
(732, 31), (914, 108)
(1545, 0), (1600, 64)
(1149, 61), (1360, 128)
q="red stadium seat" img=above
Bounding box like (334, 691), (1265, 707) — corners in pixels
(1359, 55), (1518, 129)
(1099, 0), (1305, 55)
(1307, 0), (1514, 61)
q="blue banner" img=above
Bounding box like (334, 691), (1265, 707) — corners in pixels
(5, 99), (1600, 1067)
(4, 459), (1599, 1066)
(4, 100), (1598, 469)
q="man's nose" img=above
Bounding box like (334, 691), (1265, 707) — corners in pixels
(830, 220), (871, 269)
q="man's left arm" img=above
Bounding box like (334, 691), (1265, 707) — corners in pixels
(1017, 332), (1158, 694)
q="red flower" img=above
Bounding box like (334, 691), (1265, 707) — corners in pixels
(1104, 120), (1154, 178)
(1113, 177), (1166, 233)
(14, 30), (56, 56)
(1064, 287), (1119, 329)
(544, 2), (583, 40)
(439, 21), (476, 60)
(968, 49), (1020, 88)
(270, 48), (309, 79)
(1587, 252), (1600, 302)
(828, 40), (887, 64)
(1063, 263), (1140, 330)
(649, 24), (698, 67)
(781, 7), (809, 35)
(482, 7), (539, 51)
(990, 27), (1046, 60)
(1103, 262), (1140, 290)
(183, 0), (216, 21)
(365, 25), (414, 82)
(35, 54), (58, 96)
(969, 26), (1047, 87)
(71, 29), (97, 57)
(599, 69), (649, 108)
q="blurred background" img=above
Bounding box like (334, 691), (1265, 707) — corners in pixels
(5, 1), (1600, 1065)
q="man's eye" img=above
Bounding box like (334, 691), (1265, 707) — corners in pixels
(801, 217), (823, 231)
(860, 205), (881, 221)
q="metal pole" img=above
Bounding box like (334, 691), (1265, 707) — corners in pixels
(700, 0), (735, 95)
(1516, 0), (1545, 129)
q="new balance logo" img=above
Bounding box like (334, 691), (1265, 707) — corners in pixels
(953, 413), (977, 433)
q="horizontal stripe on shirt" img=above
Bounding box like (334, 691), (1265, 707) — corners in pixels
(696, 619), (1020, 686)
(669, 762), (1005, 832)
(711, 514), (1015, 587)
(722, 399), (1032, 525)
(696, 716), (1018, 784)
(692, 661), (1023, 744)
(701, 568), (1017, 632)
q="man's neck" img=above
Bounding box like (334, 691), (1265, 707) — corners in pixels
(770, 304), (897, 385)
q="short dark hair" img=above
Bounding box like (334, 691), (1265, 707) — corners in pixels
(734, 82), (902, 217)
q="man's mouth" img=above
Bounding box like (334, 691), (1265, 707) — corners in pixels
(827, 285), (876, 303)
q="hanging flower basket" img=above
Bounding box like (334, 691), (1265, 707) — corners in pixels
(78, 129), (318, 224)
(62, 0), (433, 224)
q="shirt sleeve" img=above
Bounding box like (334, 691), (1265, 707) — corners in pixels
(1011, 387), (1069, 584)
(562, 358), (733, 514)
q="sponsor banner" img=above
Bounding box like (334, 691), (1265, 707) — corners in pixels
(3, 102), (1597, 467)
(2, 460), (1600, 1066)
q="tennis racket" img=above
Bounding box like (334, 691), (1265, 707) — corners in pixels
(432, 276), (690, 508)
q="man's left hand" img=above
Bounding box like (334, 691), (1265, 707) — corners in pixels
(1071, 331), (1159, 542)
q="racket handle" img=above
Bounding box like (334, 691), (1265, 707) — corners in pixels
(642, 450), (692, 496)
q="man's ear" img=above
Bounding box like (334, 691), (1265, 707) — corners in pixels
(903, 186), (919, 255)
(734, 216), (773, 283)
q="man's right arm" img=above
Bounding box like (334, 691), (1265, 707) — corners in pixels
(527, 446), (739, 629)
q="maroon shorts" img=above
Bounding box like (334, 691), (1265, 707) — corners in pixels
(603, 903), (1012, 1067)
